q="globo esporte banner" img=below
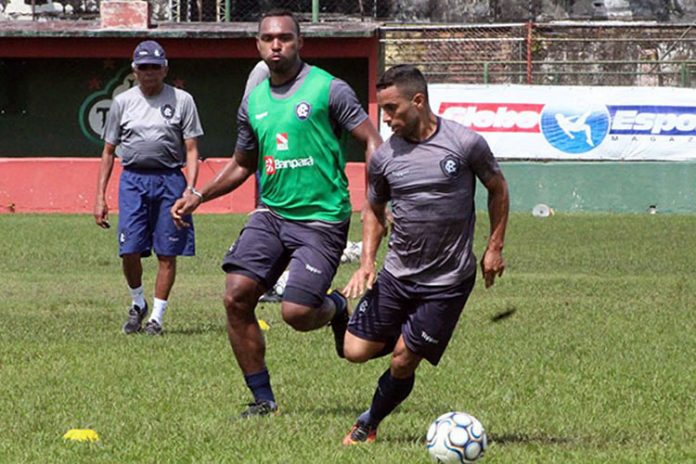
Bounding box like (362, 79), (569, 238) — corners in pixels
(379, 85), (696, 161)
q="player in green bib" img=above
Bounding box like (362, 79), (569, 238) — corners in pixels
(172, 9), (382, 418)
(248, 66), (351, 222)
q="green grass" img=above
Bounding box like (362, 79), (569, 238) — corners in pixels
(0, 213), (694, 463)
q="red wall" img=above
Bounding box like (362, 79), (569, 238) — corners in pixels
(0, 158), (366, 214)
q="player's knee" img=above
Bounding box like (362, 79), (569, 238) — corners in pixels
(343, 345), (371, 363)
(281, 305), (313, 332)
(390, 351), (420, 377)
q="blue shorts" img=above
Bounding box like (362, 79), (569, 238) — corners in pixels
(222, 209), (349, 307)
(118, 168), (195, 257)
(347, 270), (476, 365)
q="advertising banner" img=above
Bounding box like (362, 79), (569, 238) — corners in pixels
(380, 85), (696, 161)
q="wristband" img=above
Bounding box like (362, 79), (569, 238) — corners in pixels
(189, 188), (204, 201)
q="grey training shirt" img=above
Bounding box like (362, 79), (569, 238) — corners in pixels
(103, 84), (203, 169)
(369, 117), (502, 286)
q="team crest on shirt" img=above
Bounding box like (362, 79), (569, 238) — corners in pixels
(161, 104), (175, 120)
(440, 155), (461, 178)
(295, 101), (311, 120)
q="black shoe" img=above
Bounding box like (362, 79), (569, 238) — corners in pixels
(144, 319), (163, 336)
(240, 399), (279, 419)
(122, 302), (148, 334)
(328, 290), (349, 358)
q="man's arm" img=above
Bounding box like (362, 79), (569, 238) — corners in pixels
(480, 172), (509, 288)
(343, 199), (388, 299)
(183, 137), (200, 194)
(349, 118), (382, 166)
(93, 143), (116, 228)
(170, 148), (257, 228)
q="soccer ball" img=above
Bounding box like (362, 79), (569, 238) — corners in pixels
(426, 412), (487, 463)
(340, 241), (362, 264)
(273, 270), (290, 296)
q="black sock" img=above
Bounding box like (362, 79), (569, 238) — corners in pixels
(366, 368), (415, 427)
(244, 368), (275, 404)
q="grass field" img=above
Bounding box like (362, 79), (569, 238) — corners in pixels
(0, 213), (694, 463)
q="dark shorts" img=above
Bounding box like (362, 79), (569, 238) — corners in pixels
(118, 168), (195, 258)
(347, 270), (476, 365)
(221, 210), (349, 307)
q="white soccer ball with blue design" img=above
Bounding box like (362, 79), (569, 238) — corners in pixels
(426, 412), (487, 463)
(273, 270), (290, 296)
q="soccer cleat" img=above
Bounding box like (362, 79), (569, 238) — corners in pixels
(122, 302), (148, 334)
(240, 399), (279, 419)
(328, 290), (349, 358)
(342, 421), (377, 445)
(144, 319), (163, 336)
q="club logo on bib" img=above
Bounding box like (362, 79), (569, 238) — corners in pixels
(295, 101), (311, 120)
(440, 155), (461, 177)
(276, 133), (289, 151)
(161, 104), (175, 120)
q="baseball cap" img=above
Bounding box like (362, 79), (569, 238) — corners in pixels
(132, 40), (168, 66)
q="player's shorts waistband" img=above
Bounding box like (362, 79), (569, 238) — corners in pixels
(123, 166), (183, 175)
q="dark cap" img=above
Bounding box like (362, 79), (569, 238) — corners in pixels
(132, 40), (168, 66)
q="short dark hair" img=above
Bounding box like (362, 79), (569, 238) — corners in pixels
(259, 8), (301, 37)
(376, 65), (428, 100)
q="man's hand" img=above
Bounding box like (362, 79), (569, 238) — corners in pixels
(94, 199), (110, 229)
(480, 247), (505, 288)
(343, 261), (378, 299)
(170, 195), (201, 229)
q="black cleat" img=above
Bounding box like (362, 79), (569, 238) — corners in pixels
(240, 400), (279, 418)
(122, 302), (148, 334)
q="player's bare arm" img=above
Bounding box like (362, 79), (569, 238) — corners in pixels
(480, 172), (509, 288)
(344, 200), (387, 299)
(171, 148), (257, 228)
(94, 143), (116, 229)
(183, 137), (200, 195)
(349, 118), (382, 166)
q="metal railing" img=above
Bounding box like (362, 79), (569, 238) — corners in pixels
(381, 23), (696, 87)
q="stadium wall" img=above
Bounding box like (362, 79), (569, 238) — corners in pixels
(0, 158), (368, 214)
(2, 158), (695, 214)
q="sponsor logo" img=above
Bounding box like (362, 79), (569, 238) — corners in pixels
(438, 103), (542, 133)
(420, 330), (439, 344)
(295, 101), (311, 120)
(161, 104), (175, 120)
(276, 132), (289, 151)
(437, 101), (696, 155)
(393, 169), (411, 178)
(608, 106), (696, 136)
(263, 155), (315, 175)
(255, 111), (269, 120)
(439, 155), (461, 177)
(540, 103), (610, 154)
(305, 263), (322, 274)
(264, 156), (276, 175)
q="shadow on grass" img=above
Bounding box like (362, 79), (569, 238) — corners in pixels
(490, 433), (574, 445)
(166, 324), (225, 335)
(490, 306), (517, 323)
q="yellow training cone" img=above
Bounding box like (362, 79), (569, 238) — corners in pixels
(63, 429), (100, 442)
(258, 319), (270, 331)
